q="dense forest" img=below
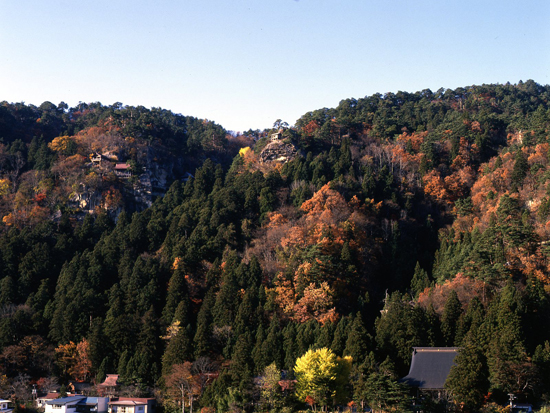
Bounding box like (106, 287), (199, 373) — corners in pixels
(1, 80), (550, 413)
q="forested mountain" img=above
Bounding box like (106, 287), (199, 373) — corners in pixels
(1, 80), (550, 412)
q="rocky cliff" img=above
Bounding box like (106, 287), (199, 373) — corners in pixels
(259, 140), (299, 164)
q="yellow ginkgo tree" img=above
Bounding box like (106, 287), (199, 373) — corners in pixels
(294, 347), (352, 411)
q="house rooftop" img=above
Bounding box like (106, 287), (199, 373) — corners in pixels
(46, 396), (87, 405)
(40, 393), (77, 400)
(400, 347), (459, 390)
(109, 401), (147, 406)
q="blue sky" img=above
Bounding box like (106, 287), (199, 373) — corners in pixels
(1, 0), (549, 132)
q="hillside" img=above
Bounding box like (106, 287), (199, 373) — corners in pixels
(1, 80), (550, 411)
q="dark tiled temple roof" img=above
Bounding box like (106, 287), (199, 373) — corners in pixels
(400, 347), (459, 390)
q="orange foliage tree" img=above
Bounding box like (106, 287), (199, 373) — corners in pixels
(54, 339), (91, 382)
(264, 184), (371, 323)
(417, 273), (487, 314)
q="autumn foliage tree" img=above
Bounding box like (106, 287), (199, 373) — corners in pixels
(54, 339), (91, 382)
(294, 348), (352, 410)
(165, 362), (197, 413)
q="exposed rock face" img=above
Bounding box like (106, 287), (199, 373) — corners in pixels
(72, 144), (176, 216)
(259, 140), (299, 164)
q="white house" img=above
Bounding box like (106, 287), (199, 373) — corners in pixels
(108, 398), (155, 413)
(45, 396), (108, 413)
(0, 399), (13, 413)
(37, 393), (77, 410)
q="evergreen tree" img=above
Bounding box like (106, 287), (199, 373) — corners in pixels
(343, 313), (370, 365)
(230, 331), (253, 385)
(361, 370), (410, 413)
(262, 314), (283, 369)
(117, 350), (130, 382)
(162, 324), (193, 376)
(445, 334), (489, 411)
(440, 290), (462, 346)
(485, 282), (530, 395)
(375, 292), (427, 373)
(455, 296), (484, 346)
(173, 301), (189, 331)
(315, 322), (335, 350)
(510, 149), (529, 191)
(283, 323), (298, 372)
(135, 307), (161, 384)
(296, 320), (317, 357)
(533, 341), (550, 400)
(424, 303), (442, 346)
(162, 267), (189, 325)
(252, 323), (266, 374)
(410, 262), (430, 298)
(212, 253), (240, 327)
(233, 287), (256, 337)
(194, 291), (214, 358)
(331, 317), (348, 356)
(0, 276), (15, 307)
(88, 318), (107, 377)
(96, 358), (108, 384)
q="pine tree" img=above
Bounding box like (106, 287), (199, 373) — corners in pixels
(362, 165), (376, 198)
(135, 307), (161, 384)
(233, 287), (256, 337)
(95, 357), (108, 384)
(124, 354), (139, 384)
(375, 292), (429, 371)
(424, 303), (442, 346)
(331, 317), (348, 356)
(410, 262), (430, 298)
(445, 334), (489, 411)
(262, 314), (283, 369)
(533, 341), (550, 399)
(283, 323), (298, 372)
(247, 256), (263, 288)
(456, 296), (484, 345)
(212, 254), (240, 327)
(231, 331), (253, 384)
(194, 291), (214, 358)
(486, 285), (529, 394)
(524, 277), (550, 351)
(162, 324), (193, 376)
(315, 321), (335, 350)
(352, 352), (377, 410)
(344, 313), (370, 365)
(296, 320), (317, 357)
(173, 301), (189, 330)
(510, 149), (529, 192)
(162, 267), (189, 325)
(252, 324), (266, 374)
(88, 318), (107, 377)
(118, 350), (130, 382)
(0, 276), (15, 307)
(441, 290), (462, 346)
(104, 284), (134, 358)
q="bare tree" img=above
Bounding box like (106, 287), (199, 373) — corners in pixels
(11, 374), (31, 403)
(192, 357), (215, 396)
